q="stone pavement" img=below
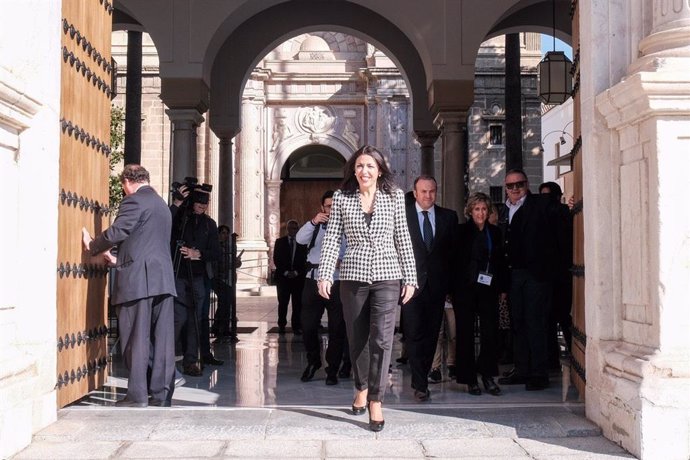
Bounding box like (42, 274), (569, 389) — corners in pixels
(12, 405), (634, 459)
(12, 296), (635, 459)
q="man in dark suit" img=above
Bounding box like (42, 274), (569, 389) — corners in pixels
(498, 169), (559, 391)
(403, 175), (458, 401)
(273, 219), (307, 334)
(82, 164), (177, 407)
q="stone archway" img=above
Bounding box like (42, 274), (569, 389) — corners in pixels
(207, 1), (435, 136)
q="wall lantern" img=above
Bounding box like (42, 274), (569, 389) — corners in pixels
(538, 0), (572, 104)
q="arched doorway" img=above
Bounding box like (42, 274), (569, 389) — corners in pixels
(279, 145), (344, 233)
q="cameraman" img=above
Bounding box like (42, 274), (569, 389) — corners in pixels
(170, 183), (222, 376)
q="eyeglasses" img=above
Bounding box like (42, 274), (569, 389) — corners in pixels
(505, 181), (526, 190)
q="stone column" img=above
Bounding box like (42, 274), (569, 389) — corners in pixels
(504, 33), (522, 170)
(590, 1), (690, 458)
(414, 130), (441, 177)
(434, 111), (467, 219)
(217, 137), (234, 229)
(235, 96), (268, 290)
(124, 31), (142, 165)
(166, 109), (204, 182)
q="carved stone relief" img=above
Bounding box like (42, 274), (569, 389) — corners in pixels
(341, 109), (361, 149)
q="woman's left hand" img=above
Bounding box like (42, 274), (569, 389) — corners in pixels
(400, 284), (415, 304)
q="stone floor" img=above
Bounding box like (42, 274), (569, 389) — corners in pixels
(12, 296), (635, 459)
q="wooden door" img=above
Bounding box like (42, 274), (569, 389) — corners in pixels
(569, 1), (586, 399)
(279, 180), (341, 234)
(56, 0), (113, 407)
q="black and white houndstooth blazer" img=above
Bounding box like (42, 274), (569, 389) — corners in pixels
(318, 188), (418, 287)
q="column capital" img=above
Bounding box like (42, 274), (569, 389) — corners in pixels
(160, 77), (209, 114)
(413, 130), (441, 147)
(165, 108), (205, 126)
(217, 130), (239, 142)
(433, 111), (467, 131)
(427, 79), (473, 114)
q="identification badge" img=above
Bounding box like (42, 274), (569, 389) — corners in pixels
(477, 271), (493, 286)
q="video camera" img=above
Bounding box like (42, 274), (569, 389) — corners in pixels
(171, 177), (213, 202)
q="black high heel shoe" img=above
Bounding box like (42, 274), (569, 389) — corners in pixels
(352, 390), (366, 415)
(482, 376), (502, 396)
(367, 401), (385, 432)
(351, 402), (366, 415)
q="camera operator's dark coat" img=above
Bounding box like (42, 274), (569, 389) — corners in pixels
(170, 204), (222, 280)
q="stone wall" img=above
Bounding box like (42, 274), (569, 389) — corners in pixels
(583, 1), (690, 458)
(0, 1), (62, 457)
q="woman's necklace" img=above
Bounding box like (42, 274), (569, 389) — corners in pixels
(360, 189), (375, 213)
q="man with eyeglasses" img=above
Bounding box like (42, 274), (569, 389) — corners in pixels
(498, 169), (559, 391)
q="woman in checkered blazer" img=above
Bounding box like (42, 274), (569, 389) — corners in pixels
(318, 145), (418, 432)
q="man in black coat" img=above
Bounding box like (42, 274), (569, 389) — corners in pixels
(83, 164), (177, 407)
(498, 169), (559, 391)
(539, 181), (574, 366)
(273, 219), (307, 333)
(403, 175), (458, 401)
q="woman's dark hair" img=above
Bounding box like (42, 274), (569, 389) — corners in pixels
(218, 225), (230, 234)
(538, 181), (563, 200)
(340, 145), (396, 194)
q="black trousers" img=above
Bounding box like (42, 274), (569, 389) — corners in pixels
(117, 294), (175, 403)
(276, 276), (305, 329)
(454, 284), (499, 384)
(301, 279), (346, 374)
(340, 280), (399, 402)
(547, 273), (573, 365)
(174, 275), (207, 366)
(509, 269), (551, 379)
(401, 284), (445, 392)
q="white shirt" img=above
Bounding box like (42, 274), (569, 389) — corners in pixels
(505, 194), (527, 224)
(415, 202), (436, 237)
(296, 220), (345, 280)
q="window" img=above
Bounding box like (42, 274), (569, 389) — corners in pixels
(489, 125), (503, 146)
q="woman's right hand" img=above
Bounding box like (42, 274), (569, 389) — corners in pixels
(318, 280), (332, 299)
(400, 284), (415, 304)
